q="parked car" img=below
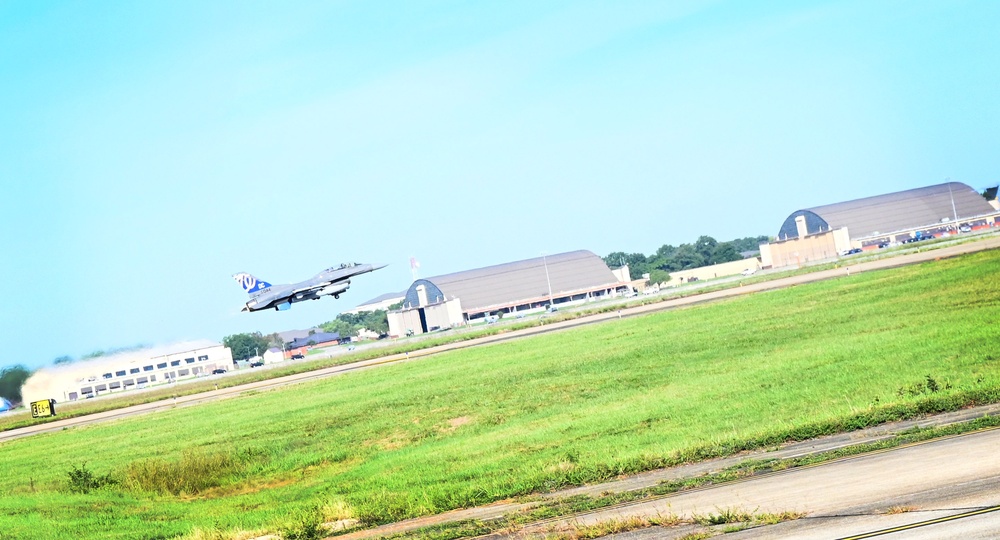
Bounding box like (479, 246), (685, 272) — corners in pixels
(211, 368), (227, 375)
(249, 361), (264, 367)
(959, 225), (972, 233)
(741, 268), (757, 276)
(291, 353), (305, 360)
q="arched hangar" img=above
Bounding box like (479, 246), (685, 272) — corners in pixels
(763, 181), (1000, 268)
(777, 181), (996, 242)
(387, 250), (628, 336)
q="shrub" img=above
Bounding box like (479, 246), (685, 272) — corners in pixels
(67, 463), (117, 493)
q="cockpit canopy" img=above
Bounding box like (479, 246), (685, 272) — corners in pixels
(323, 262), (360, 273)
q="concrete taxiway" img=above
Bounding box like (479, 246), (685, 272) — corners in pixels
(526, 428), (1000, 539)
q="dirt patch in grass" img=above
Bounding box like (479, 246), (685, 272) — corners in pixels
(441, 416), (473, 432)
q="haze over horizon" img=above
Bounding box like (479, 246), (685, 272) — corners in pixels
(2, 0), (998, 371)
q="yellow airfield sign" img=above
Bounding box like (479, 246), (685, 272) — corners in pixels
(30, 399), (56, 418)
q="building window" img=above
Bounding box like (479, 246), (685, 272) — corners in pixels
(116, 370), (126, 377)
(110, 382), (121, 390)
(95, 384), (107, 392)
(143, 365), (154, 372)
(68, 392), (78, 401)
(156, 363), (167, 369)
(123, 379), (135, 387)
(130, 368), (140, 374)
(178, 369), (190, 377)
(103, 373), (113, 379)
(185, 357), (195, 364)
(170, 360), (181, 367)
(198, 355), (208, 362)
(136, 377), (148, 385)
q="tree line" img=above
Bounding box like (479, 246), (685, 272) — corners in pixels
(221, 310), (391, 362)
(222, 332), (285, 362)
(605, 235), (769, 284)
(319, 310), (389, 339)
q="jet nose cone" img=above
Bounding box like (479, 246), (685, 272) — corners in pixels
(372, 263), (388, 271)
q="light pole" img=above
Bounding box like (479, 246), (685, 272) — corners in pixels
(946, 178), (958, 226)
(542, 252), (554, 308)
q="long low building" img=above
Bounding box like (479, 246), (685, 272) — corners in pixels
(388, 250), (629, 336)
(21, 341), (233, 404)
(341, 291), (406, 315)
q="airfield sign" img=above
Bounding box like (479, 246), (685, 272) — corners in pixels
(30, 399), (56, 418)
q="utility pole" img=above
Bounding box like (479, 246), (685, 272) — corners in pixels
(946, 178), (958, 225)
(542, 253), (554, 307)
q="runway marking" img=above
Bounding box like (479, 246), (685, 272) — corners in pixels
(836, 505), (1000, 539)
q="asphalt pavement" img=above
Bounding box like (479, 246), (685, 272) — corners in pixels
(524, 428), (1000, 539)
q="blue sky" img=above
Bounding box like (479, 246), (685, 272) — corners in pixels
(2, 0), (998, 371)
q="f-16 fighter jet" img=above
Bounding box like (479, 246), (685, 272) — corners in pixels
(234, 263), (386, 312)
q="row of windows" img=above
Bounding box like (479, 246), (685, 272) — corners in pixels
(99, 355), (210, 379)
(78, 367), (208, 398)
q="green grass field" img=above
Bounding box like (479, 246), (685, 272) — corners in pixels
(2, 250), (999, 539)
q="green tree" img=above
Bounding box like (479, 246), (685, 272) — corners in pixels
(694, 236), (718, 262)
(648, 268), (671, 285)
(729, 235), (769, 254)
(265, 333), (285, 350)
(53, 355), (74, 365)
(222, 332), (270, 361)
(359, 310), (389, 335)
(605, 234), (768, 275)
(672, 244), (705, 270)
(0, 365), (31, 404)
(655, 244), (677, 260)
(319, 311), (389, 338)
(321, 318), (357, 338)
(604, 252), (652, 278)
(710, 242), (742, 264)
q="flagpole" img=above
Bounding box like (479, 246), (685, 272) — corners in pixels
(409, 257), (420, 281)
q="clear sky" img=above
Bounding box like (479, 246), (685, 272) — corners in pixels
(2, 0), (998, 371)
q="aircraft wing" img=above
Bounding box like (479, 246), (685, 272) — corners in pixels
(289, 277), (341, 296)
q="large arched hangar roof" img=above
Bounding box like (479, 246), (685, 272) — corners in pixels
(778, 182), (994, 240)
(403, 250), (619, 314)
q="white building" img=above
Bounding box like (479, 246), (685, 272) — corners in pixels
(22, 341), (233, 404)
(262, 347), (284, 364)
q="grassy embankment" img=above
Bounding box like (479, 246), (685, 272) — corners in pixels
(0, 250), (998, 539)
(1, 231), (978, 433)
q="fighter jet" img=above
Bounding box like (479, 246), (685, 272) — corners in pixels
(233, 263), (386, 312)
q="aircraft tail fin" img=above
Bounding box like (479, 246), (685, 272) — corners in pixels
(233, 273), (272, 294)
